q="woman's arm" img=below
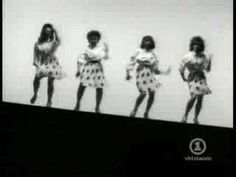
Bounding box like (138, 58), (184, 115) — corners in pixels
(125, 50), (139, 80)
(76, 53), (87, 77)
(33, 43), (39, 67)
(179, 56), (189, 81)
(205, 54), (212, 72)
(53, 29), (60, 43)
(126, 56), (137, 80)
(151, 52), (161, 74)
(103, 42), (109, 60)
(179, 67), (187, 81)
(48, 30), (60, 55)
(151, 52), (171, 75)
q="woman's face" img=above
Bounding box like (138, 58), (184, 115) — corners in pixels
(45, 27), (53, 37)
(192, 41), (202, 52)
(143, 39), (153, 50)
(88, 36), (99, 46)
(193, 44), (199, 51)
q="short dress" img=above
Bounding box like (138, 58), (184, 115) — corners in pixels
(179, 52), (212, 96)
(33, 40), (64, 79)
(77, 43), (109, 88)
(126, 48), (161, 92)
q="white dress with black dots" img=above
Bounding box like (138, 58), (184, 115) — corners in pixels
(179, 52), (212, 96)
(127, 48), (161, 92)
(34, 40), (64, 80)
(77, 43), (109, 88)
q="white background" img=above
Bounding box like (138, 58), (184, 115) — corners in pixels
(3, 0), (233, 128)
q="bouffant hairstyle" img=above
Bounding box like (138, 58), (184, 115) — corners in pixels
(140, 35), (155, 50)
(38, 23), (54, 44)
(189, 36), (205, 53)
(87, 30), (101, 41)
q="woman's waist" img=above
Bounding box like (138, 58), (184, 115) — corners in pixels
(136, 63), (153, 72)
(188, 70), (205, 75)
(37, 54), (56, 63)
(86, 60), (101, 64)
(38, 52), (55, 58)
(188, 70), (206, 80)
(136, 60), (153, 66)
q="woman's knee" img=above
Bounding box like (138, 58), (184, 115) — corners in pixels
(48, 76), (54, 82)
(190, 93), (197, 99)
(148, 88), (155, 97)
(197, 95), (203, 104)
(188, 95), (197, 105)
(139, 90), (147, 97)
(48, 77), (54, 87)
(34, 75), (42, 82)
(149, 89), (155, 95)
(96, 88), (103, 92)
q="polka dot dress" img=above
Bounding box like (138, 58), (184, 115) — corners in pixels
(179, 52), (212, 96)
(136, 65), (161, 92)
(80, 61), (106, 88)
(188, 72), (211, 96)
(35, 41), (65, 80)
(35, 56), (64, 79)
(127, 48), (161, 93)
(77, 42), (109, 88)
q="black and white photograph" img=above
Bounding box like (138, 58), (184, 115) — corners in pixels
(1, 0), (234, 176)
(2, 0), (233, 127)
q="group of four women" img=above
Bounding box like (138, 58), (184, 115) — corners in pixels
(30, 23), (212, 124)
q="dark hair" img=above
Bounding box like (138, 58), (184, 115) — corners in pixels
(140, 35), (155, 50)
(38, 23), (54, 44)
(189, 36), (205, 53)
(87, 30), (101, 41)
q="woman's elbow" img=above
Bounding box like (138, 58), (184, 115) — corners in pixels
(179, 68), (184, 74)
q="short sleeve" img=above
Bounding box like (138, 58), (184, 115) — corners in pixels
(95, 45), (106, 60)
(151, 51), (159, 65)
(131, 49), (140, 59)
(77, 46), (88, 64)
(34, 43), (39, 55)
(101, 42), (109, 60)
(77, 53), (86, 64)
(203, 54), (212, 72)
(126, 49), (140, 71)
(33, 42), (40, 65)
(179, 53), (191, 72)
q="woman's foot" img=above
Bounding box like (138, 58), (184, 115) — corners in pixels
(181, 115), (187, 123)
(130, 109), (137, 117)
(95, 107), (101, 114)
(74, 104), (80, 111)
(193, 118), (199, 125)
(46, 101), (52, 107)
(30, 95), (37, 104)
(144, 112), (149, 119)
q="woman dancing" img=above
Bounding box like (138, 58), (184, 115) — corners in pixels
(126, 35), (170, 119)
(179, 36), (212, 124)
(30, 23), (64, 107)
(74, 30), (109, 113)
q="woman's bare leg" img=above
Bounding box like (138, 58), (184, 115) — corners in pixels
(144, 89), (155, 119)
(46, 76), (55, 107)
(30, 76), (42, 104)
(130, 90), (147, 117)
(182, 94), (197, 123)
(74, 83), (86, 111)
(95, 88), (103, 113)
(193, 95), (204, 124)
